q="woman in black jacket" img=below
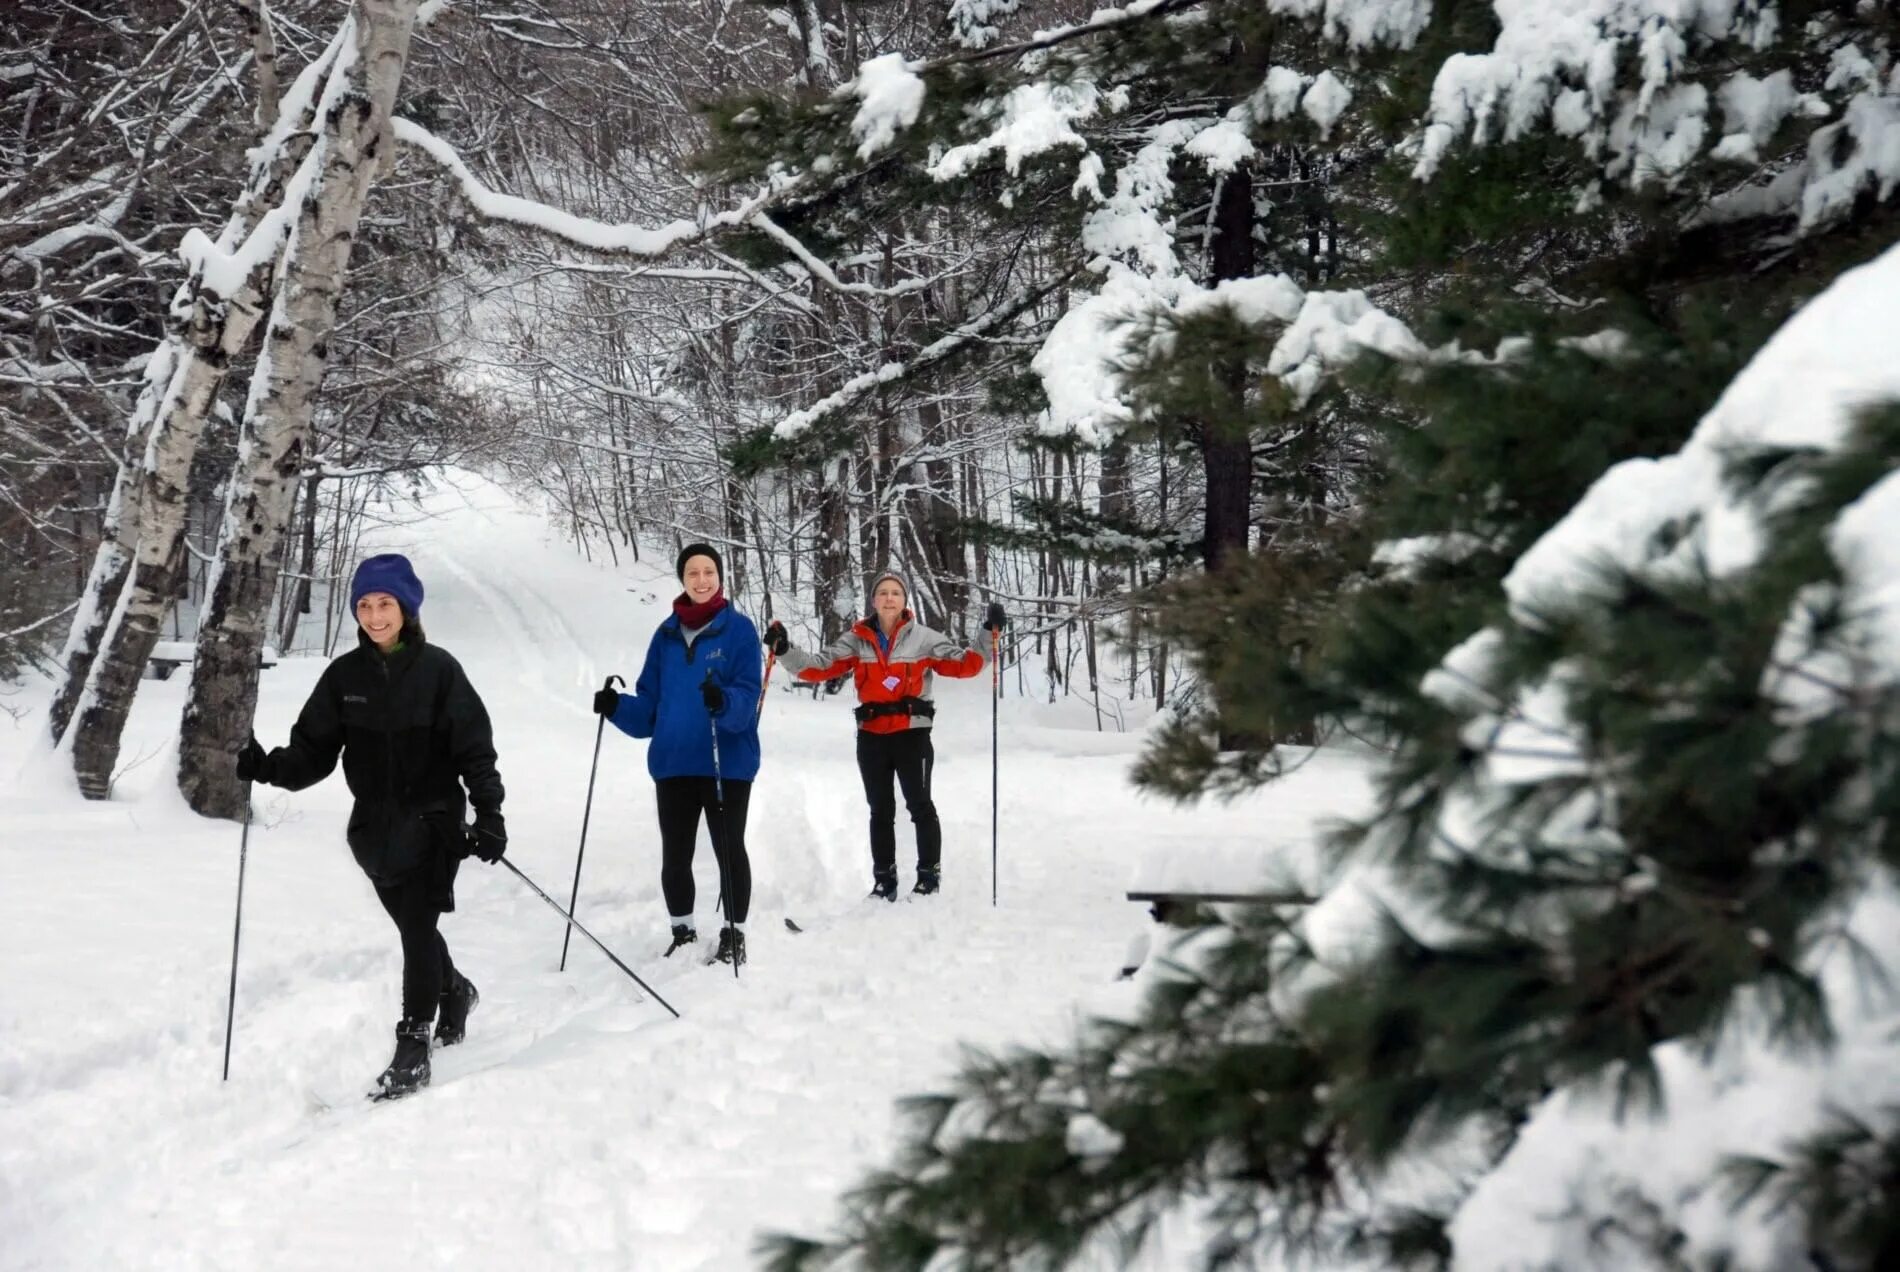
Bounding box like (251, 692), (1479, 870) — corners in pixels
(238, 553), (506, 1101)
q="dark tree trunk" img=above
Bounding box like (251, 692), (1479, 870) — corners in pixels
(277, 474), (321, 652)
(1201, 164), (1255, 575)
(815, 460), (850, 644)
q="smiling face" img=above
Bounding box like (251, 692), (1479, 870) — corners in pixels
(681, 554), (720, 604)
(356, 592), (404, 651)
(873, 578), (906, 627)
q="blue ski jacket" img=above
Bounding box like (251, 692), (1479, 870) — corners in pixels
(609, 606), (762, 782)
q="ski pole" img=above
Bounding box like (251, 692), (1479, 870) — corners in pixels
(502, 858), (680, 1019)
(755, 650), (776, 724)
(222, 786), (253, 1081)
(705, 672), (739, 979)
(986, 603), (1005, 908)
(561, 673), (624, 973)
(991, 625), (1000, 907)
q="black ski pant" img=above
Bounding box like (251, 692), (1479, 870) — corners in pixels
(856, 727), (939, 882)
(375, 872), (458, 1024)
(655, 776), (752, 925)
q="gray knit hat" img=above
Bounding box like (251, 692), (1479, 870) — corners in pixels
(869, 569), (907, 604)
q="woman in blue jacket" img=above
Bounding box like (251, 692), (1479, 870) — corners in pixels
(593, 543), (761, 966)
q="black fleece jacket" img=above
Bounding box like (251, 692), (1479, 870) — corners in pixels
(264, 628), (503, 884)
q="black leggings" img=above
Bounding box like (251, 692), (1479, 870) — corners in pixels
(375, 873), (457, 1023)
(655, 776), (752, 925)
(857, 728), (939, 880)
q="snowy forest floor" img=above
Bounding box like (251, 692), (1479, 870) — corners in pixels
(0, 476), (1368, 1270)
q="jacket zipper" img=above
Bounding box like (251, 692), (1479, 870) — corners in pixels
(379, 654), (396, 804)
(678, 615), (723, 666)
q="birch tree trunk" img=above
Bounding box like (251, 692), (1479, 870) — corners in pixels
(179, 0), (422, 819)
(54, 35), (344, 781)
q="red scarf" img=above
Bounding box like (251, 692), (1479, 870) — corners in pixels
(673, 589), (727, 630)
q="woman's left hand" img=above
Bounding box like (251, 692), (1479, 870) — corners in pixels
(700, 676), (725, 715)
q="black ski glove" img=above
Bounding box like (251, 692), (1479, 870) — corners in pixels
(235, 736), (273, 784)
(592, 687), (619, 717)
(466, 810), (507, 864)
(700, 676), (725, 716)
(763, 620), (790, 657)
(983, 602), (1007, 634)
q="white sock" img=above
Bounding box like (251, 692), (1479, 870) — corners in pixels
(669, 914), (695, 930)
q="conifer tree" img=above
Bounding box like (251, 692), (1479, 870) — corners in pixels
(741, 2), (1900, 1267)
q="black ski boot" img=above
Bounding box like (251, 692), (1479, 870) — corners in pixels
(869, 874), (898, 902)
(435, 973), (479, 1046)
(912, 869), (940, 896)
(713, 926), (747, 967)
(663, 924), (697, 957)
(371, 1019), (432, 1102)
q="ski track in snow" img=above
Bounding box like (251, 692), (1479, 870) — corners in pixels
(0, 476), (1365, 1270)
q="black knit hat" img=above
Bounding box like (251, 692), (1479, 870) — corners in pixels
(676, 542), (723, 583)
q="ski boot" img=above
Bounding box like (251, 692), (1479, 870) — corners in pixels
(912, 868), (940, 896)
(868, 873), (898, 902)
(713, 926), (747, 967)
(435, 973), (479, 1046)
(663, 924), (697, 957)
(371, 1019), (432, 1102)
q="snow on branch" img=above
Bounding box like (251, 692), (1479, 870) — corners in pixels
(848, 53), (926, 160)
(751, 214), (939, 298)
(1035, 270), (1428, 444)
(948, 0), (1021, 51)
(13, 50), (255, 267)
(1407, 0), (1899, 218)
(393, 118), (785, 258)
(175, 132), (327, 299)
(772, 269), (1079, 440)
(832, 0), (1426, 168)
(3, 601), (80, 640)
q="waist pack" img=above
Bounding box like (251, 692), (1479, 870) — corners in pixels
(854, 696), (936, 724)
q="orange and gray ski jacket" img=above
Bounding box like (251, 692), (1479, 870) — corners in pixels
(780, 611), (984, 734)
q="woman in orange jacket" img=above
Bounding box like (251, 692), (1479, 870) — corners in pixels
(765, 571), (999, 899)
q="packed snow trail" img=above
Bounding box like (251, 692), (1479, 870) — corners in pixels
(0, 475), (1364, 1270)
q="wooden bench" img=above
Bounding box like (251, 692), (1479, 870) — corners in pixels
(1127, 889), (1317, 923)
(148, 641), (280, 681)
(1119, 889), (1318, 978)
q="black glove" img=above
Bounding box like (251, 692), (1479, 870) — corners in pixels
(763, 620), (790, 657)
(466, 810), (506, 864)
(700, 675), (725, 715)
(235, 735), (271, 784)
(592, 687), (619, 717)
(983, 602), (1007, 634)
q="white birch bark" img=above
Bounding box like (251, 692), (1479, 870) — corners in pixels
(179, 0), (422, 818)
(60, 31), (346, 795)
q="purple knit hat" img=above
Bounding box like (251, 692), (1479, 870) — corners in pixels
(350, 553), (424, 617)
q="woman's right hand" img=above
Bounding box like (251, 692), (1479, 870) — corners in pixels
(235, 735), (272, 784)
(763, 620), (790, 656)
(592, 687), (619, 717)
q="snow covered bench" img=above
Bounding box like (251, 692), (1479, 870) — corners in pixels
(1118, 889), (1317, 979)
(1117, 747), (1374, 977)
(1126, 888), (1317, 923)
(146, 641), (279, 681)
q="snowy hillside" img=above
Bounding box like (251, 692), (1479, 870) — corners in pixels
(0, 474), (1361, 1271)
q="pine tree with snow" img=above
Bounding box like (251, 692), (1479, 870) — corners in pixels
(754, 2), (1900, 1267)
